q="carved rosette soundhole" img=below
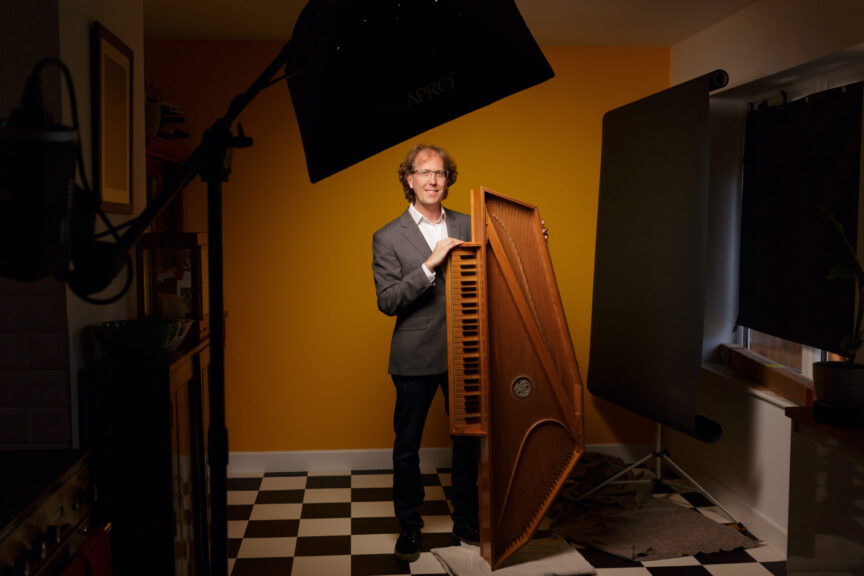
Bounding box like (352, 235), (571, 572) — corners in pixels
(511, 376), (533, 399)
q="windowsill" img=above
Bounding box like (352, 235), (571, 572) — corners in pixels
(709, 344), (814, 407)
(702, 362), (798, 410)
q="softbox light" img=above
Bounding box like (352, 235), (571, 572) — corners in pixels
(286, 0), (554, 182)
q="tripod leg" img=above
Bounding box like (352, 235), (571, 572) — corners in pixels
(661, 454), (742, 526)
(574, 452), (656, 502)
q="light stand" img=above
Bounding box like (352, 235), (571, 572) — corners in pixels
(153, 44), (291, 576)
(70, 42), (293, 576)
(576, 423), (741, 526)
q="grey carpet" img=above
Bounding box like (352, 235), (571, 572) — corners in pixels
(549, 453), (760, 562)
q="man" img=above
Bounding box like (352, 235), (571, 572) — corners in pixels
(372, 144), (479, 562)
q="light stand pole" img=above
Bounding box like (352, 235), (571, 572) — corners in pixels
(178, 44), (291, 576)
(69, 42), (293, 575)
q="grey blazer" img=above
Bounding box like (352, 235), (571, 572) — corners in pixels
(372, 207), (471, 375)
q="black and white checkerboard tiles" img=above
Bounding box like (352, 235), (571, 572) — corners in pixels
(226, 468), (786, 576)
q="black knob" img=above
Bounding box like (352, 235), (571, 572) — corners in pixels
(71, 492), (83, 510)
(32, 540), (45, 562)
(45, 525), (60, 545)
(56, 523), (73, 546)
(13, 549), (31, 576)
(19, 540), (45, 573)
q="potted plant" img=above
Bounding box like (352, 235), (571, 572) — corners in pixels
(812, 207), (864, 416)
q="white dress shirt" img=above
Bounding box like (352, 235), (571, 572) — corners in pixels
(409, 203), (447, 283)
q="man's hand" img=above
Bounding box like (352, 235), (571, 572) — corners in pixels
(425, 237), (465, 270)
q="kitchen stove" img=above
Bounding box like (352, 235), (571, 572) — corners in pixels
(0, 450), (101, 576)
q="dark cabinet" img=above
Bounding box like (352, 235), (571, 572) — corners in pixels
(171, 344), (211, 576)
(786, 407), (864, 575)
(79, 339), (211, 576)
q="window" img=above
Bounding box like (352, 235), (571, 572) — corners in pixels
(737, 82), (862, 361)
(746, 329), (828, 379)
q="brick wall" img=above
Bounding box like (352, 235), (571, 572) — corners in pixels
(0, 277), (71, 448)
(0, 0), (69, 449)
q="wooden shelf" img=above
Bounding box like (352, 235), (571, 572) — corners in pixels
(146, 135), (191, 164)
(146, 136), (192, 232)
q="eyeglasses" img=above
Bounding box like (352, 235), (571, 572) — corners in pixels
(411, 169), (449, 180)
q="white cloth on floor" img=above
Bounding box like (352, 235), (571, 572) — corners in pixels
(431, 535), (596, 576)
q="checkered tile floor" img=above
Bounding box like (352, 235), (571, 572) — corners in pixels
(226, 468), (786, 576)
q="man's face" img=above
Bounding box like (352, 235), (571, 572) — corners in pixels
(407, 150), (448, 212)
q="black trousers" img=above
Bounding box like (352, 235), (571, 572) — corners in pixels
(391, 373), (479, 530)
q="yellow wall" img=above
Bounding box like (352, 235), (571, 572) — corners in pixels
(145, 40), (669, 452)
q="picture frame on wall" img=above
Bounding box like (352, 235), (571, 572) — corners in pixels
(92, 21), (133, 214)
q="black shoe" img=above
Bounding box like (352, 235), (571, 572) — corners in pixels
(452, 521), (480, 545)
(395, 527), (422, 562)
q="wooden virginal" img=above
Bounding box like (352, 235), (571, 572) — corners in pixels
(445, 187), (584, 568)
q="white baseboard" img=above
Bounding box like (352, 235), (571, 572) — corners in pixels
(226, 443), (650, 476)
(227, 448), (451, 475)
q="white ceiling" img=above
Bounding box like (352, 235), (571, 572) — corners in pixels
(142, 0), (760, 46)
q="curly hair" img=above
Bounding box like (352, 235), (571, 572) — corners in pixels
(397, 144), (458, 203)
